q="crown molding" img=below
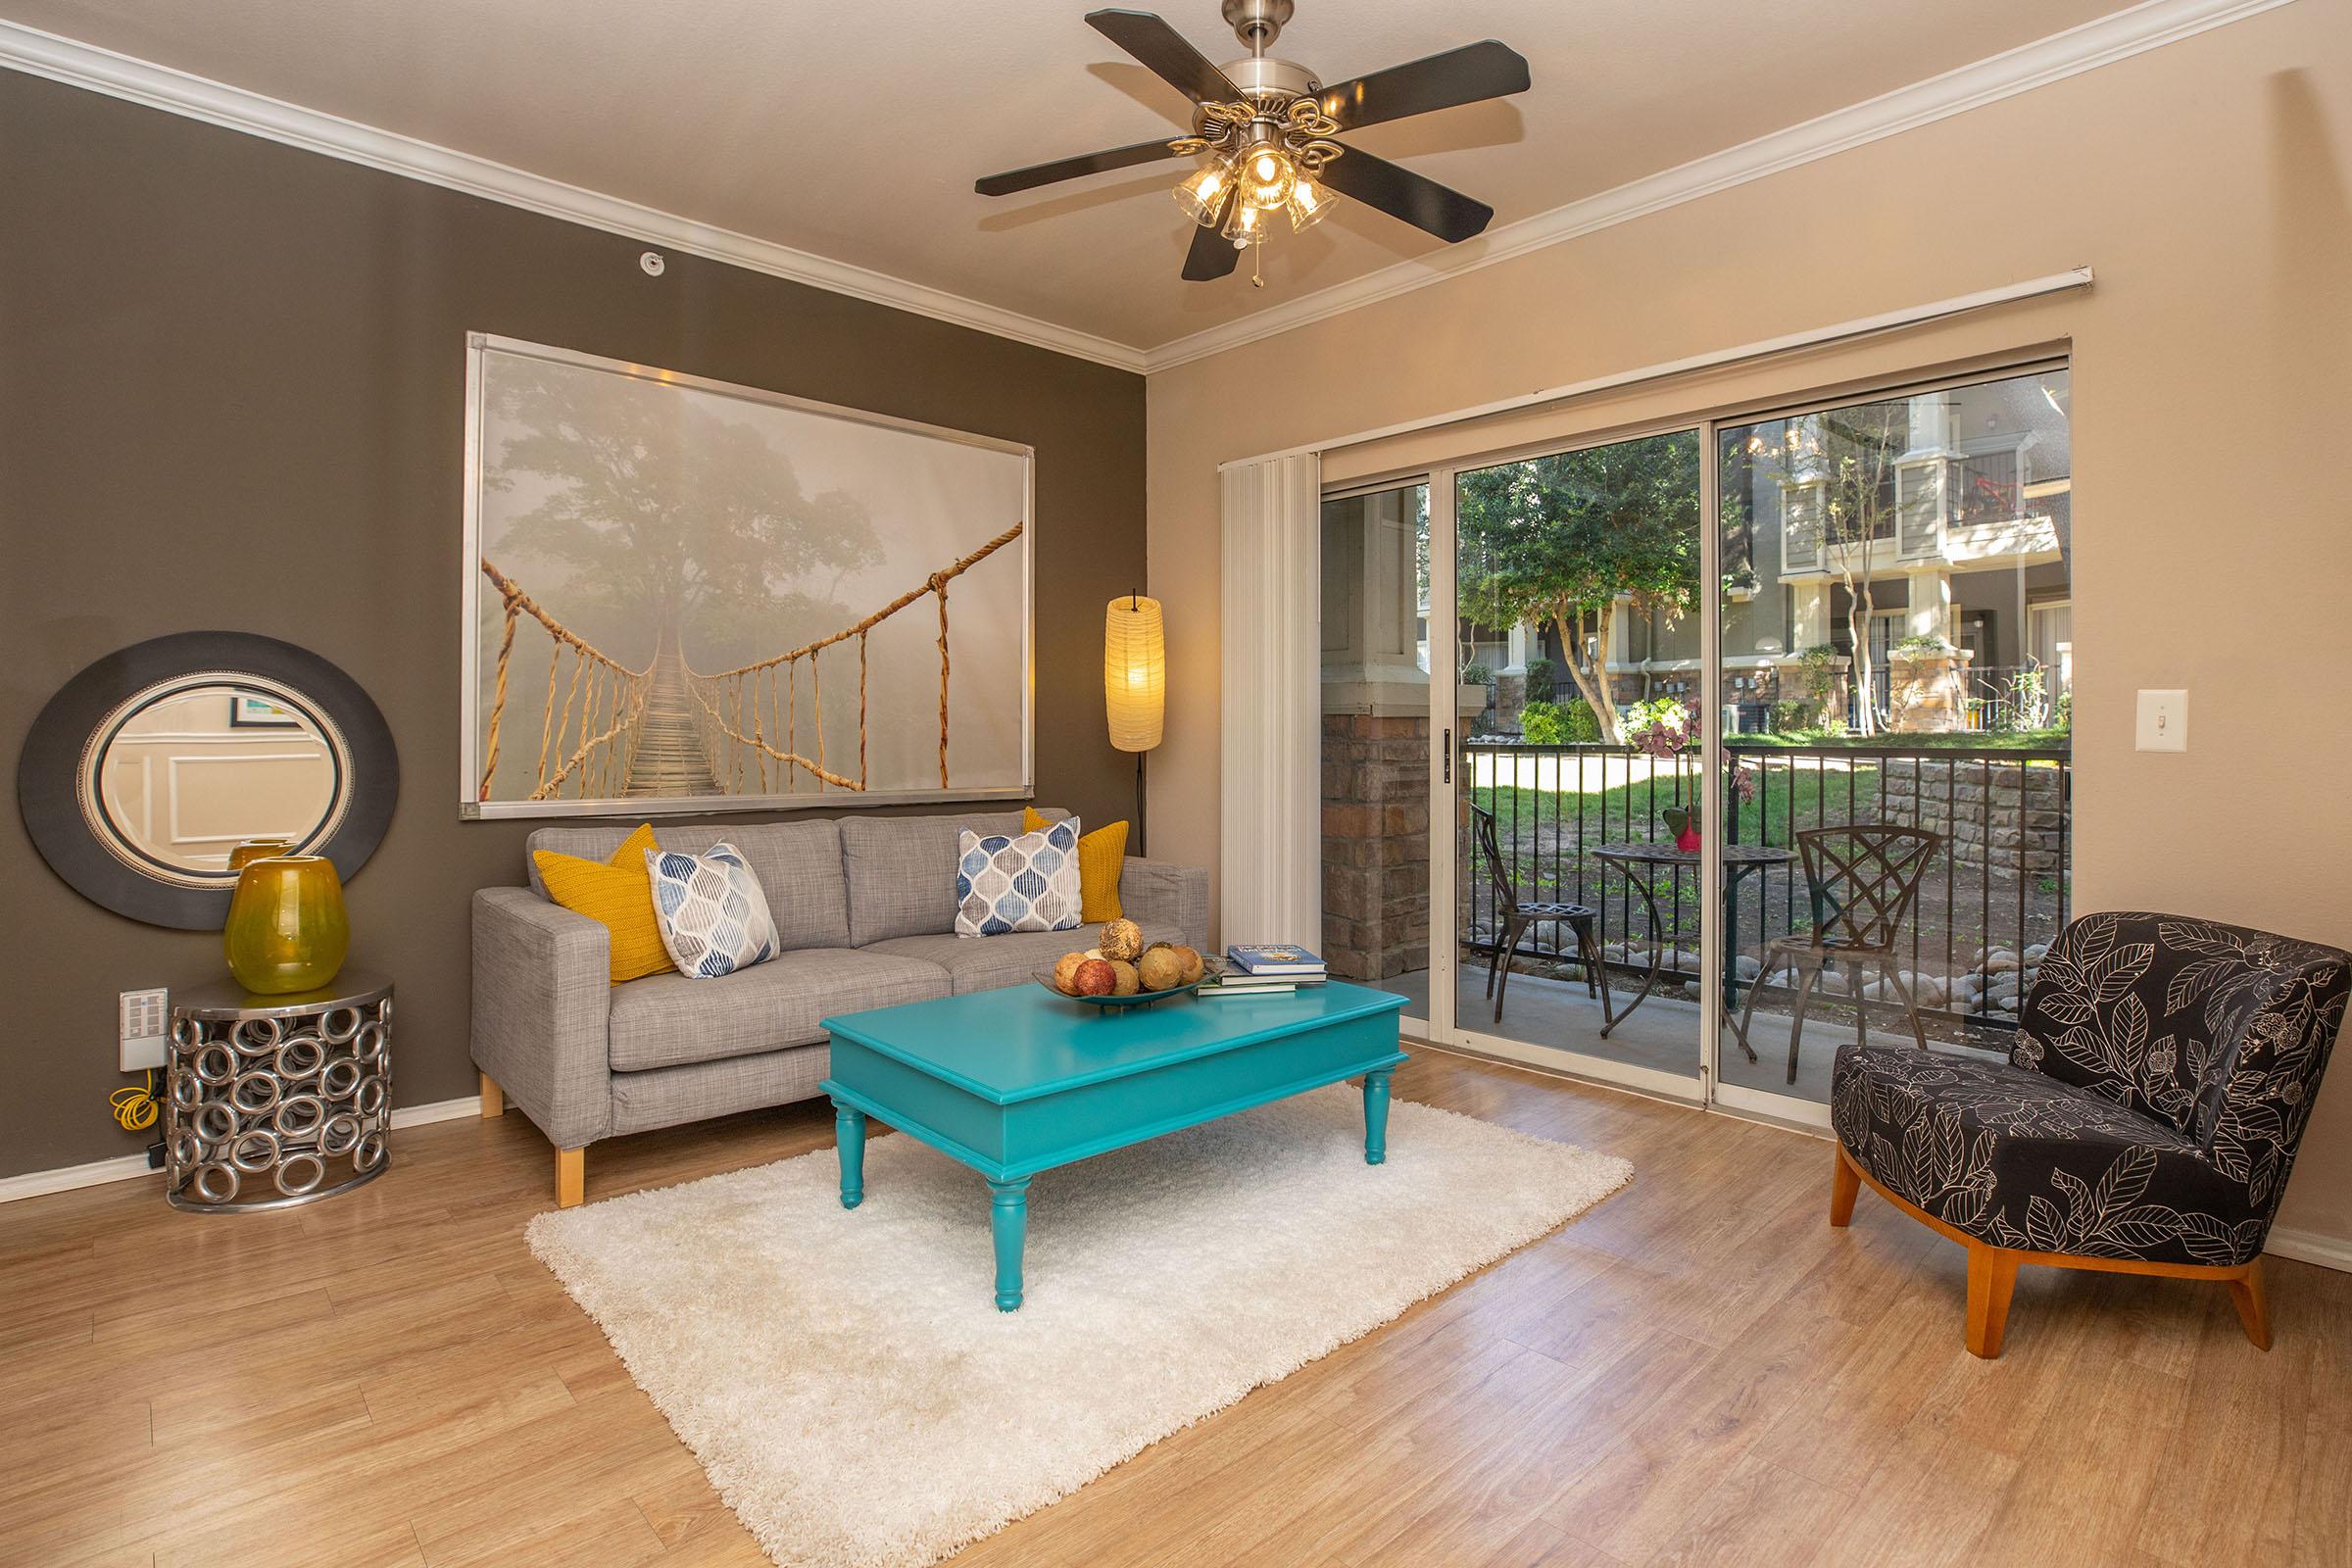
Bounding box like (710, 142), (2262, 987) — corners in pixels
(1139, 0), (2296, 372)
(0, 19), (1151, 374)
(0, 0), (2293, 379)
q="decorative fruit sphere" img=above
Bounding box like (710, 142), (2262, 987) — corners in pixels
(1137, 948), (1184, 992)
(1099, 918), (1145, 961)
(1074, 958), (1116, 996)
(1109, 959), (1142, 996)
(1053, 953), (1090, 994)
(1173, 946), (1205, 984)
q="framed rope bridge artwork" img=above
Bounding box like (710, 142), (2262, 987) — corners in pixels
(459, 334), (1033, 818)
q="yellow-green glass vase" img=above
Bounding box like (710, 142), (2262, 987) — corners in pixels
(223, 856), (350, 995)
(222, 839), (300, 973)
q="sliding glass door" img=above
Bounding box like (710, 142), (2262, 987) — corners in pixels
(1318, 480), (1435, 1026)
(1440, 428), (1710, 1098)
(1321, 362), (2074, 1121)
(1711, 367), (2075, 1119)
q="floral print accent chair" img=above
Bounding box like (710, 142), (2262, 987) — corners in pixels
(1829, 911), (2348, 1359)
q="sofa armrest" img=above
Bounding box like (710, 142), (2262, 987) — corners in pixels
(470, 887), (614, 1150)
(1121, 857), (1209, 951)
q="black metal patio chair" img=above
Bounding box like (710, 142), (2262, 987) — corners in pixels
(1470, 804), (1607, 1025)
(1735, 823), (1942, 1083)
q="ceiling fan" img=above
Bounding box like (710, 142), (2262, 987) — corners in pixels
(975, 2), (1531, 285)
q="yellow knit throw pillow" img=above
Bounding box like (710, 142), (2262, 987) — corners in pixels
(1025, 808), (1128, 923)
(532, 822), (674, 984)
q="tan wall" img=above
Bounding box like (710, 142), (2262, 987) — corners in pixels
(1146, 3), (2352, 1244)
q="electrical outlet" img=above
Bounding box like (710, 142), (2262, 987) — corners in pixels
(120, 988), (168, 1072)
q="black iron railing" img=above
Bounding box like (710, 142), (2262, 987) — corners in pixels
(1462, 739), (2072, 1037)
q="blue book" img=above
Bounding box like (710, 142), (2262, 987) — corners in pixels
(1225, 944), (1327, 976)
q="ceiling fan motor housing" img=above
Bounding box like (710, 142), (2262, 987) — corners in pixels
(1219, 55), (1318, 106)
(1220, 0), (1293, 51)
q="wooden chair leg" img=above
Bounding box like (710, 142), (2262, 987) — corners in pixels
(556, 1147), (585, 1209)
(479, 1070), (504, 1118)
(1964, 1242), (2020, 1358)
(1830, 1142), (1860, 1227)
(2228, 1259), (2272, 1351)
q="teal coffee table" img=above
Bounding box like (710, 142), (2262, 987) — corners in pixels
(820, 981), (1408, 1310)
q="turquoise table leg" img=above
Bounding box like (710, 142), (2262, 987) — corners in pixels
(989, 1177), (1031, 1311)
(1362, 1070), (1393, 1165)
(832, 1100), (866, 1209)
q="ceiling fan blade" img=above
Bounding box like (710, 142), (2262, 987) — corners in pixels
(1087, 9), (1244, 105)
(976, 137), (1185, 197)
(1316, 149), (1494, 243)
(1315, 40), (1531, 132)
(1181, 188), (1242, 281)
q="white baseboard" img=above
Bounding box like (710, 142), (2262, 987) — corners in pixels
(0, 1095), (480, 1205)
(8, 1093), (2350, 1276)
(2266, 1226), (2352, 1275)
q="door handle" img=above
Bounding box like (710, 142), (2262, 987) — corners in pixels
(1443, 728), (1452, 785)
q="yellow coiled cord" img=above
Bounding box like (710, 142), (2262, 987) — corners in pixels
(110, 1070), (159, 1133)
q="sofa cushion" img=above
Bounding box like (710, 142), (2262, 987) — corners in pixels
(528, 820), (849, 952)
(841, 808), (1067, 947)
(864, 921), (1186, 996)
(608, 948), (947, 1072)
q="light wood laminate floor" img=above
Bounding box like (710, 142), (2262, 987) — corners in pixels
(3, 1048), (2346, 1568)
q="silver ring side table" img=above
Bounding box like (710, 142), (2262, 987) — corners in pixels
(166, 972), (393, 1212)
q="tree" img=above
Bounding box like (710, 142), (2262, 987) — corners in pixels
(1798, 406), (1904, 736)
(1454, 432), (1700, 745)
(487, 365), (883, 669)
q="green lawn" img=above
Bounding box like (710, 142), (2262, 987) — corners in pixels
(1472, 760), (1882, 852)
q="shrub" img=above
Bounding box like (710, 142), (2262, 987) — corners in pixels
(1521, 698), (1601, 745)
(1771, 698), (1818, 732)
(1460, 661), (1493, 686)
(1522, 657), (1555, 704)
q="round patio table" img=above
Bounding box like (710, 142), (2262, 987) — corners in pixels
(1592, 842), (1793, 1053)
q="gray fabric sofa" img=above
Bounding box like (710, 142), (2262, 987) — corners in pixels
(470, 808), (1208, 1206)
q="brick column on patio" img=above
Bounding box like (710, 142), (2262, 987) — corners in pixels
(1321, 712), (1429, 982)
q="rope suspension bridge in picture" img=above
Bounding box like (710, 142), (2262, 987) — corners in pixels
(476, 521), (1023, 803)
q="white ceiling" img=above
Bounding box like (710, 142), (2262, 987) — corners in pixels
(4, 0), (2145, 356)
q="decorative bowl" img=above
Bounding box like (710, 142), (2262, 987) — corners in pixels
(1032, 958), (1217, 1008)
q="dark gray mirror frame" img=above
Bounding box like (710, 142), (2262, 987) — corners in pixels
(18, 632), (398, 930)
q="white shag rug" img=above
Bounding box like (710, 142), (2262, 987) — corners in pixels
(526, 1085), (1631, 1568)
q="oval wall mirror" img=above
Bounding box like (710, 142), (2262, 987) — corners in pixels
(19, 633), (398, 928)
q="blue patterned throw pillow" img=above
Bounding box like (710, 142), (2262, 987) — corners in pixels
(644, 842), (779, 978)
(956, 819), (1082, 937)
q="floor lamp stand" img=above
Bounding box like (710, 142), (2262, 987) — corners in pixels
(1132, 750), (1148, 858)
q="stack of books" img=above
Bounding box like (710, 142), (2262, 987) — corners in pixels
(1202, 945), (1327, 997)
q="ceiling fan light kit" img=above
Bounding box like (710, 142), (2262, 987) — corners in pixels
(976, 3), (1531, 288)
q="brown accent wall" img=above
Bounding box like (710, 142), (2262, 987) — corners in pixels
(0, 74), (1147, 1180)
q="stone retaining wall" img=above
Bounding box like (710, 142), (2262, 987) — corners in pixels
(1877, 759), (2067, 878)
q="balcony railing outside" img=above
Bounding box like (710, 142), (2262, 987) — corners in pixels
(1464, 739), (2071, 1042)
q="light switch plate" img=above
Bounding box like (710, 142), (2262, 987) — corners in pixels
(2135, 689), (2187, 753)
(120, 988), (169, 1072)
